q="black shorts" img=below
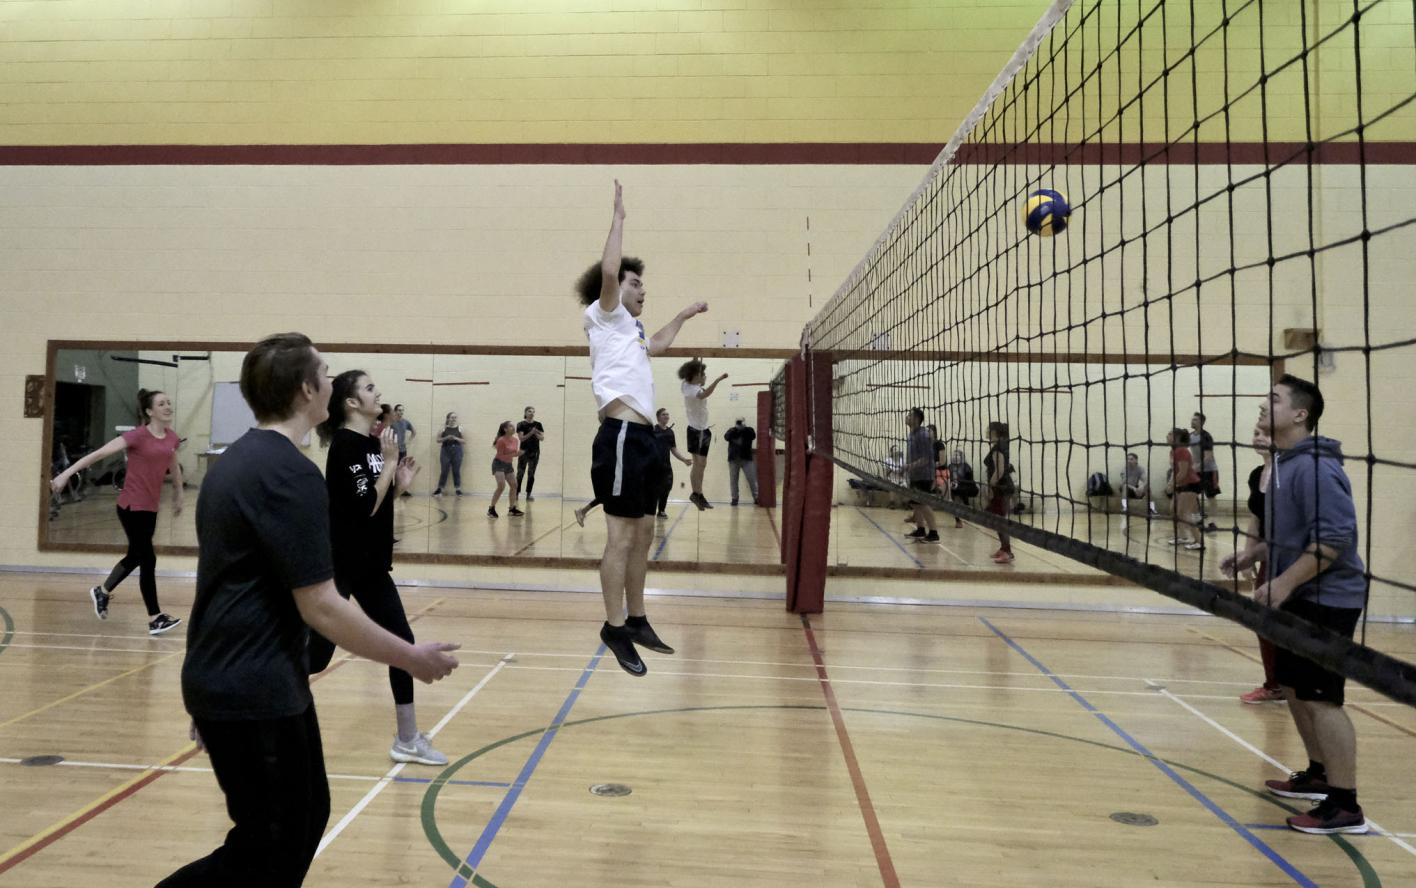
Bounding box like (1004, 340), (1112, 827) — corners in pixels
(1274, 597), (1364, 704)
(910, 479), (933, 494)
(1179, 481), (1205, 494)
(686, 426), (711, 457)
(591, 418), (664, 519)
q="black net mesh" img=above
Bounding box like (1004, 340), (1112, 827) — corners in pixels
(799, 0), (1416, 702)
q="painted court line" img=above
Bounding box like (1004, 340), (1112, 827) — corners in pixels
(851, 506), (925, 568)
(801, 615), (900, 888)
(0, 755), (509, 789)
(316, 654), (515, 859)
(652, 503), (693, 561)
(447, 645), (605, 888)
(1156, 685), (1416, 860)
(979, 616), (1318, 888)
(0, 650), (182, 730)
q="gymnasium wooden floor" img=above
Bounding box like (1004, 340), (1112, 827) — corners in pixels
(47, 489), (1239, 584)
(1, 572), (1413, 887)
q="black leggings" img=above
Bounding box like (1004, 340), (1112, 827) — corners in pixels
(106, 506), (160, 616)
(307, 570), (415, 705)
(516, 449), (540, 495)
(657, 465), (672, 514)
(157, 705), (329, 888)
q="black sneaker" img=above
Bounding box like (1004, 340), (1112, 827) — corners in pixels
(730, 499), (738, 506)
(1265, 770), (1332, 801)
(89, 585), (110, 620)
(599, 623), (646, 677)
(487, 507), (499, 518)
(656, 511), (669, 519)
(906, 527), (926, 539)
(626, 617), (675, 655)
(689, 493), (709, 511)
(508, 507), (524, 517)
(148, 613), (182, 636)
(924, 530), (940, 542)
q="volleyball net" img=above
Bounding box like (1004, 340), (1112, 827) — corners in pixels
(777, 0), (1416, 703)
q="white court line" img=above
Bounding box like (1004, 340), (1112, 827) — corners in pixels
(0, 755), (508, 788)
(1156, 684), (1416, 858)
(314, 653), (513, 859)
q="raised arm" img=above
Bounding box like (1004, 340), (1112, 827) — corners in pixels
(598, 180), (627, 313)
(697, 373), (729, 399)
(50, 435), (128, 494)
(649, 301), (709, 355)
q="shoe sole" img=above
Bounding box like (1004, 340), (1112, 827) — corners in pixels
(90, 587), (107, 620)
(1287, 821), (1368, 835)
(1241, 696), (1285, 705)
(1267, 787), (1329, 800)
(389, 751), (449, 766)
(632, 640), (675, 655)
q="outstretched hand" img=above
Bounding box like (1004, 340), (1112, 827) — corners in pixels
(680, 301), (709, 320)
(395, 457), (419, 490)
(613, 179), (625, 220)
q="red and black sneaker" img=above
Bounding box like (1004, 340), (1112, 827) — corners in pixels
(1265, 770), (1331, 801)
(1287, 799), (1368, 835)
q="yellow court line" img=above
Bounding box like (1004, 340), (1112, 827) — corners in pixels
(0, 741), (198, 872)
(0, 650), (182, 731)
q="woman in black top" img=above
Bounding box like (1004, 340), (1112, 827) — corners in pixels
(1221, 421), (1283, 703)
(433, 411), (465, 496)
(985, 422), (1016, 564)
(313, 370), (448, 766)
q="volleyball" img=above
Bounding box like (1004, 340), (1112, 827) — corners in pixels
(1023, 189), (1071, 236)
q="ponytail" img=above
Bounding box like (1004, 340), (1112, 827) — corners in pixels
(317, 370), (367, 447)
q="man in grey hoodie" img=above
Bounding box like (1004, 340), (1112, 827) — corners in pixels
(1229, 374), (1368, 835)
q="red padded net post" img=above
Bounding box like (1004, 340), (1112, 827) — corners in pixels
(755, 390), (777, 509)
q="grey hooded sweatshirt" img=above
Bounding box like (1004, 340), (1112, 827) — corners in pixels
(1265, 435), (1367, 611)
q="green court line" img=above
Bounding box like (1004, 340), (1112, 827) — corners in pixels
(420, 704), (1381, 888)
(0, 606), (13, 657)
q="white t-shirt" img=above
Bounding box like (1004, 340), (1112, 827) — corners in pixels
(681, 381), (709, 430)
(583, 301), (654, 422)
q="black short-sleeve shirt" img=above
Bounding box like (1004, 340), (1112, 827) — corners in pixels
(1247, 464), (1266, 538)
(326, 428), (394, 573)
(653, 425), (677, 465)
(725, 425), (757, 461)
(516, 420), (545, 454)
(182, 429), (335, 720)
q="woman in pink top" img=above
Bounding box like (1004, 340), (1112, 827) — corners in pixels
(488, 421), (523, 519)
(49, 389), (184, 635)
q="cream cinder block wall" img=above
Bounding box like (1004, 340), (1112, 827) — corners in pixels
(1, 163), (921, 573)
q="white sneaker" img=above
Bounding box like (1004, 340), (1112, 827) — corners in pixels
(574, 507), (587, 528)
(390, 732), (447, 766)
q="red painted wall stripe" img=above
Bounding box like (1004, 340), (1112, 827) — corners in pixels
(0, 141), (1410, 166)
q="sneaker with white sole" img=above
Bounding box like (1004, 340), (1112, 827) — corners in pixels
(1287, 799), (1368, 835)
(148, 613), (182, 636)
(90, 585), (110, 620)
(389, 732), (448, 766)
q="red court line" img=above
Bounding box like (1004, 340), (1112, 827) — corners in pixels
(0, 599), (447, 875)
(800, 615), (900, 888)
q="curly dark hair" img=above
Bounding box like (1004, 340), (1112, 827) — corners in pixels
(575, 257), (645, 306)
(677, 358), (706, 383)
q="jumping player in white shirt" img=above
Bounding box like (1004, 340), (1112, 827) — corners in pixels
(576, 181), (709, 676)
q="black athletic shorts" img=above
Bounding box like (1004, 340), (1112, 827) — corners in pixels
(1274, 597), (1364, 704)
(591, 418), (664, 519)
(1179, 481), (1205, 494)
(686, 426), (711, 457)
(910, 479), (933, 493)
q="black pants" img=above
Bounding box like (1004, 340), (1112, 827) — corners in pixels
(656, 464), (673, 514)
(156, 706), (329, 888)
(516, 449), (540, 495)
(307, 570), (415, 705)
(106, 506), (160, 616)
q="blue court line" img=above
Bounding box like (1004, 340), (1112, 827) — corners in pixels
(978, 617), (1318, 888)
(652, 503), (692, 561)
(851, 506), (926, 568)
(447, 645), (606, 888)
(393, 776), (509, 789)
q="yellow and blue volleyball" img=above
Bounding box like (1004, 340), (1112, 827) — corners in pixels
(1023, 189), (1071, 236)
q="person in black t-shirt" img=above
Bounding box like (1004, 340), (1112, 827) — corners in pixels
(313, 370), (449, 766)
(1221, 420), (1285, 704)
(159, 334), (458, 888)
(515, 405), (546, 501)
(722, 417), (759, 506)
(985, 421), (1016, 564)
